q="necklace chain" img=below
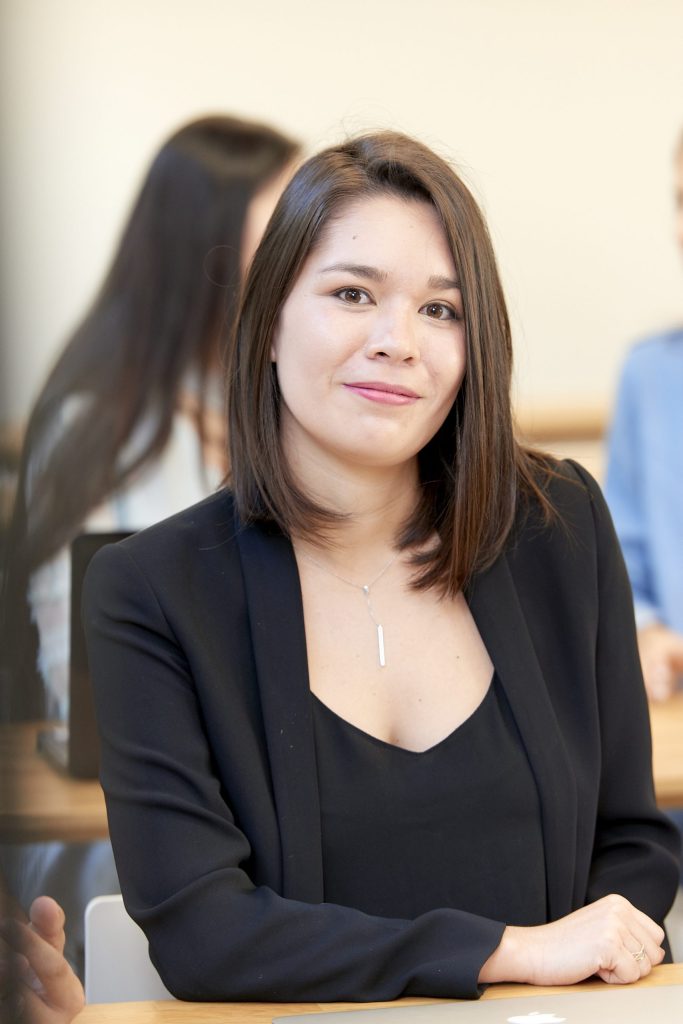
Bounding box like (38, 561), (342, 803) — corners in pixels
(300, 551), (398, 592)
(299, 550), (399, 668)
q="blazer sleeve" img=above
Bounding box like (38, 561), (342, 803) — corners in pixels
(568, 462), (681, 922)
(83, 541), (504, 1002)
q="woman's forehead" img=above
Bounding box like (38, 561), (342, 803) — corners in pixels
(304, 193), (456, 276)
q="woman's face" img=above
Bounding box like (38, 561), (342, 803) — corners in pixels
(271, 193), (466, 478)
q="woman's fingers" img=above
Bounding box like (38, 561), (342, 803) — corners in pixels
(618, 905), (667, 979)
(596, 930), (664, 985)
(629, 927), (665, 970)
(1, 914), (84, 1023)
(589, 896), (664, 984)
(10, 918), (73, 996)
(29, 897), (67, 956)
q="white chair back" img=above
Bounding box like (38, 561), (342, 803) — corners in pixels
(84, 894), (175, 1003)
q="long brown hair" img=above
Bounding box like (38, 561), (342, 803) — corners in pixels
(19, 115), (299, 571)
(2, 115), (299, 718)
(228, 131), (554, 597)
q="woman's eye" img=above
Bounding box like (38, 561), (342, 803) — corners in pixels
(420, 302), (458, 321)
(334, 287), (370, 305)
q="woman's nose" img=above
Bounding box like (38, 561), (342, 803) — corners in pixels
(365, 306), (419, 362)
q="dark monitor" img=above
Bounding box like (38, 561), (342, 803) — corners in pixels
(38, 532), (131, 779)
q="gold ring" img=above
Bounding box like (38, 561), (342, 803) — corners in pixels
(632, 943), (646, 962)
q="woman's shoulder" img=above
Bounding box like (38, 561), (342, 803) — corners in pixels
(513, 454), (611, 551)
(544, 455), (602, 504)
(85, 488), (242, 593)
(126, 487), (238, 547)
(520, 451), (601, 510)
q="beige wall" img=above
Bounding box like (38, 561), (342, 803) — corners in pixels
(1, 0), (682, 421)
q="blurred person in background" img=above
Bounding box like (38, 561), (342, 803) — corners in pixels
(605, 130), (683, 705)
(605, 127), (683, 883)
(0, 114), (299, 974)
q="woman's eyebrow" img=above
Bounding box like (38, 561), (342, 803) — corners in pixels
(428, 274), (461, 291)
(318, 262), (387, 282)
(318, 264), (461, 291)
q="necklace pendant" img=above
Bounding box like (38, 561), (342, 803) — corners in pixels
(377, 624), (386, 668)
(362, 585), (370, 595)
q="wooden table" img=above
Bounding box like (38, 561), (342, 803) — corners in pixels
(650, 692), (683, 809)
(1, 695), (682, 844)
(0, 722), (108, 843)
(75, 964), (683, 1022)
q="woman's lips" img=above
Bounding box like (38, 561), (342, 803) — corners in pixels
(344, 382), (420, 405)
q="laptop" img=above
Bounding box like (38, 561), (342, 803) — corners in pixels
(274, 984), (683, 1023)
(38, 531), (130, 778)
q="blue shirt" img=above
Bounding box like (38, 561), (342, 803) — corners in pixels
(604, 329), (683, 633)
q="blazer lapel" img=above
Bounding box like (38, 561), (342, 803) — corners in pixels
(235, 519), (324, 904)
(467, 552), (578, 921)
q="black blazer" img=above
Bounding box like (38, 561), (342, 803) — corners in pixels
(83, 460), (680, 1002)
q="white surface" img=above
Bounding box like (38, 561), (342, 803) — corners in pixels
(84, 894), (174, 1004)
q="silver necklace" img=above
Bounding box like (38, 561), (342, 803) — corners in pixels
(300, 550), (399, 668)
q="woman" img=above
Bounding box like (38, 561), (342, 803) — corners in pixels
(83, 132), (680, 1001)
(3, 114), (299, 723)
(0, 114), (299, 975)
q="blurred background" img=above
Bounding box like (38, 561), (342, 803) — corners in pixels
(1, 0), (682, 439)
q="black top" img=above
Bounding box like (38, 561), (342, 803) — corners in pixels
(313, 673), (547, 926)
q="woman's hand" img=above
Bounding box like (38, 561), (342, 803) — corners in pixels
(637, 623), (683, 702)
(1, 896), (85, 1024)
(479, 894), (665, 986)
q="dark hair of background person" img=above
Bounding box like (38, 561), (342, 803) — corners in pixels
(1, 115), (299, 719)
(228, 131), (556, 598)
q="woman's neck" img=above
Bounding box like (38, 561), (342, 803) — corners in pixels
(288, 447), (421, 571)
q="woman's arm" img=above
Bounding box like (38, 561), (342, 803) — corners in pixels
(569, 463), (681, 920)
(480, 462), (677, 985)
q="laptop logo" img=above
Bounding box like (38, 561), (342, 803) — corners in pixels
(507, 1014), (567, 1023)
